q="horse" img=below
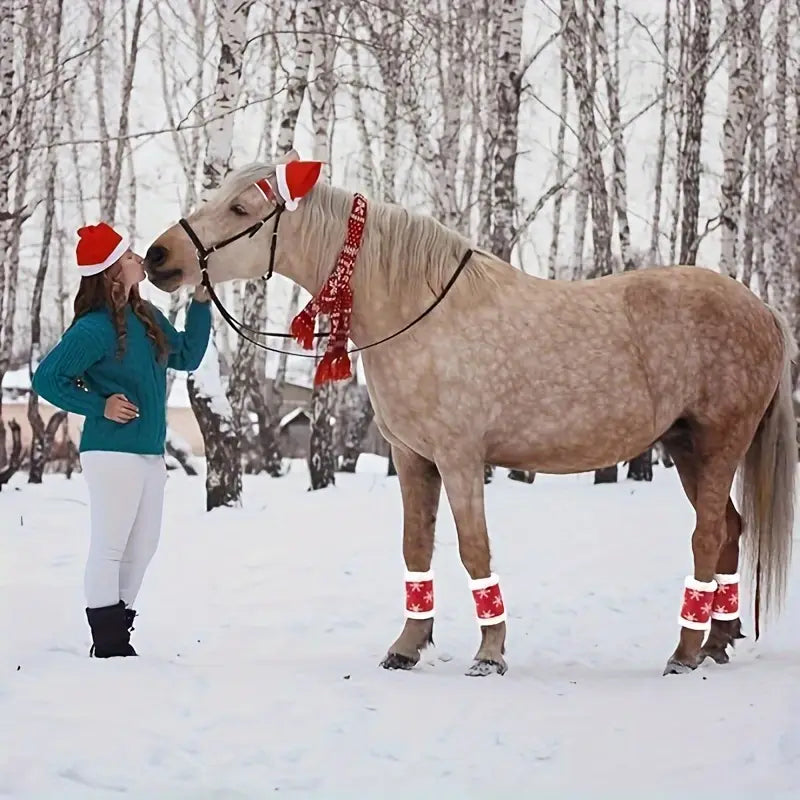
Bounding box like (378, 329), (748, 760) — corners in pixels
(143, 150), (797, 677)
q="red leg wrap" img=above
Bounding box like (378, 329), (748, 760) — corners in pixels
(711, 572), (740, 621)
(469, 573), (506, 626)
(678, 576), (717, 631)
(404, 569), (434, 619)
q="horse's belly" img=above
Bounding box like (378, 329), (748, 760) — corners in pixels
(483, 393), (666, 474)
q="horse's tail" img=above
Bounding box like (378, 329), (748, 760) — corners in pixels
(737, 305), (797, 638)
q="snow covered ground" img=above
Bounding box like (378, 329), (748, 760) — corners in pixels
(2, 458), (799, 799)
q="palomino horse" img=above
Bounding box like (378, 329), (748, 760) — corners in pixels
(144, 151), (796, 677)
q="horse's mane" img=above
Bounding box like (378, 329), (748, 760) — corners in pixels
(216, 163), (508, 305)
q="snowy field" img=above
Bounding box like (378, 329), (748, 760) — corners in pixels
(2, 457), (800, 799)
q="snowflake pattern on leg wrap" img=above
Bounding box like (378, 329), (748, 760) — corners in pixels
(469, 573), (506, 626)
(678, 575), (718, 631)
(711, 572), (740, 621)
(404, 569), (434, 619)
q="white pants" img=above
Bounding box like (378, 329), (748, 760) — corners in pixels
(80, 451), (167, 609)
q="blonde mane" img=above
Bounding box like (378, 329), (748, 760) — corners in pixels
(215, 163), (508, 305)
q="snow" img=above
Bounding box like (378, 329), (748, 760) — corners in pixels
(2, 460), (799, 798)
(279, 406), (311, 427)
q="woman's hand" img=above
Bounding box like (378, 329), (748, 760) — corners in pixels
(104, 393), (139, 423)
(193, 285), (210, 303)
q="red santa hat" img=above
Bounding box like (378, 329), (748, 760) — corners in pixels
(75, 222), (130, 276)
(273, 161), (322, 211)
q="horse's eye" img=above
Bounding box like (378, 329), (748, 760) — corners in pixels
(231, 204), (248, 216)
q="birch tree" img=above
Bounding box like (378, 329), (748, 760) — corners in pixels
(0, 0), (16, 473)
(0, 0), (41, 481)
(547, 32), (570, 280)
(719, 0), (756, 277)
(647, 0), (673, 266)
(90, 0), (144, 224)
(679, 0), (712, 265)
(307, 1), (340, 491)
(28, 0), (67, 484)
(260, 0), (319, 478)
(490, 0), (524, 263)
(189, 0), (254, 511)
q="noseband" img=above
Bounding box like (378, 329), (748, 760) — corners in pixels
(177, 199), (473, 359)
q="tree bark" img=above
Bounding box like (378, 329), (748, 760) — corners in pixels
(27, 0), (64, 484)
(0, 420), (21, 491)
(189, 0), (253, 509)
(648, 0), (672, 266)
(338, 381), (374, 472)
(679, 0), (712, 265)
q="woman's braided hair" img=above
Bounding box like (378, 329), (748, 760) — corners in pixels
(71, 264), (170, 363)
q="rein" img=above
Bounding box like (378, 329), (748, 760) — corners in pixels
(178, 204), (473, 361)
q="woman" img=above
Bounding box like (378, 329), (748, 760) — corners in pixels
(33, 222), (212, 658)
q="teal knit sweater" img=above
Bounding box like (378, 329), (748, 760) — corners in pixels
(32, 299), (212, 455)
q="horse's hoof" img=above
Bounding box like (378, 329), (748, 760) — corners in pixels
(465, 658), (507, 677)
(699, 647), (730, 665)
(662, 658), (697, 676)
(380, 652), (417, 671)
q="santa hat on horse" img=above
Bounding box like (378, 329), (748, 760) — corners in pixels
(272, 161), (322, 211)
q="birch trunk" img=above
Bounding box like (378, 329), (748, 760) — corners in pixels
(768, 0), (791, 317)
(307, 5), (338, 491)
(261, 0), (319, 476)
(669, 0), (691, 265)
(490, 0), (524, 263)
(679, 0), (712, 265)
(189, 0), (253, 510)
(597, 0), (634, 272)
(28, 0), (66, 484)
(547, 40), (569, 280)
(741, 0), (763, 289)
(648, 0), (672, 266)
(719, 0), (755, 277)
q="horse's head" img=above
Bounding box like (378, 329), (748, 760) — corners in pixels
(143, 149), (309, 293)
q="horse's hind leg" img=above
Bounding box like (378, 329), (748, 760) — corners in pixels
(380, 444), (442, 671)
(438, 457), (507, 676)
(664, 428), (749, 675)
(664, 435), (745, 667)
(699, 500), (746, 665)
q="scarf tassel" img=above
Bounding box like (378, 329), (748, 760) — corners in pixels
(314, 349), (352, 386)
(290, 307), (316, 350)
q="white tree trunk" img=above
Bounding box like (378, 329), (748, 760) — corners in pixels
(547, 39), (569, 280)
(275, 0), (318, 155)
(490, 0), (524, 263)
(596, 0), (634, 271)
(719, 0), (755, 277)
(679, 0), (712, 265)
(648, 0), (672, 266)
(189, 0), (254, 510)
(28, 0), (64, 485)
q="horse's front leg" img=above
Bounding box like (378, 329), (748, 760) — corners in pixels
(439, 456), (507, 676)
(380, 444), (442, 670)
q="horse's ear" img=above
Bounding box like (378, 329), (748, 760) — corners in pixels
(276, 148), (300, 164)
(275, 161), (322, 211)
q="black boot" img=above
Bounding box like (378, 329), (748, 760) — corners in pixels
(85, 600), (137, 658)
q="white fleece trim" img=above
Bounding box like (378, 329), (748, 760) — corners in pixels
(714, 573), (739, 585)
(683, 575), (717, 593)
(711, 610), (740, 621)
(477, 611), (507, 626)
(404, 569), (433, 582)
(254, 179), (274, 204)
(469, 573), (500, 591)
(678, 615), (711, 631)
(77, 236), (130, 276)
(405, 608), (435, 620)
(275, 164), (298, 211)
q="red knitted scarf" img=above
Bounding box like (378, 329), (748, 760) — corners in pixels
(290, 193), (368, 386)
